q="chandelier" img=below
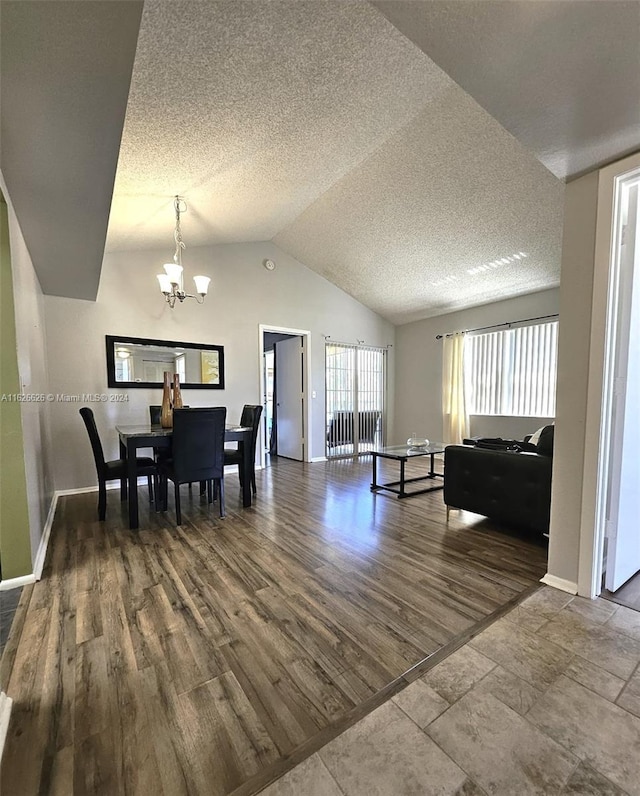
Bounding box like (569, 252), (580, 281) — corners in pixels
(156, 196), (210, 308)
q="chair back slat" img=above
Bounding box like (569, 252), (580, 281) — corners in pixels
(79, 407), (106, 476)
(172, 407), (226, 483)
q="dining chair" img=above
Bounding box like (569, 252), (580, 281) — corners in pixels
(224, 404), (263, 495)
(159, 407), (226, 524)
(79, 407), (157, 521)
(149, 404), (189, 426)
(149, 403), (190, 466)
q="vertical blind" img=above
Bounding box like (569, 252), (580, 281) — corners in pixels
(465, 321), (558, 416)
(325, 343), (386, 457)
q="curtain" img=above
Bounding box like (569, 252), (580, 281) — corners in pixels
(442, 333), (469, 444)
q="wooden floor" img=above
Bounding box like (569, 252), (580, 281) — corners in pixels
(1, 456), (548, 795)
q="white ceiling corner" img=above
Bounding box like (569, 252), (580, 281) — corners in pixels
(1, 0), (143, 300)
(373, 0), (640, 181)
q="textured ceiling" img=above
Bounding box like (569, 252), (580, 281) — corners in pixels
(6, 1), (638, 318)
(106, 0), (567, 323)
(373, 0), (640, 181)
(275, 84), (563, 325)
(107, 0), (449, 249)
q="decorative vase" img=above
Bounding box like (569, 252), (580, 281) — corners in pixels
(161, 371), (173, 428)
(173, 373), (183, 410)
(407, 432), (429, 449)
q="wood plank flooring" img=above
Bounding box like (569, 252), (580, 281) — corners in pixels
(0, 456), (548, 795)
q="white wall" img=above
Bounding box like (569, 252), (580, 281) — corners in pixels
(545, 173), (599, 590)
(44, 241), (395, 490)
(1, 173), (55, 565)
(393, 288), (560, 445)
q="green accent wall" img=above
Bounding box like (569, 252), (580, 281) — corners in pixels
(0, 198), (32, 579)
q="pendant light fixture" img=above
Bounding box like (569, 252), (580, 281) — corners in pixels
(157, 196), (210, 308)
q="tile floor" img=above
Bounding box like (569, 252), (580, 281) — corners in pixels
(0, 588), (21, 659)
(259, 587), (640, 796)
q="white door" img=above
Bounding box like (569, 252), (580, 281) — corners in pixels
(606, 182), (640, 592)
(275, 336), (304, 460)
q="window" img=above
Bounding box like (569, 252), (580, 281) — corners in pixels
(465, 321), (558, 417)
(325, 343), (386, 457)
(175, 354), (186, 383)
(115, 357), (132, 382)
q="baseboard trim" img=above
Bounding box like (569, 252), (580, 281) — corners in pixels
(55, 485), (97, 496)
(0, 574), (35, 591)
(33, 492), (59, 581)
(56, 478), (150, 497)
(310, 456), (327, 463)
(0, 692), (12, 764)
(540, 573), (578, 595)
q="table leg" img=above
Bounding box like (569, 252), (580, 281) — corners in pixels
(126, 438), (139, 529)
(399, 458), (406, 498)
(240, 440), (252, 508)
(371, 453), (379, 491)
(119, 439), (128, 500)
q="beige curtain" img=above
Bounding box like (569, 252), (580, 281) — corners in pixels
(442, 333), (469, 444)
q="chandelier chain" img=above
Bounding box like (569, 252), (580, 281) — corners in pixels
(173, 196), (186, 267)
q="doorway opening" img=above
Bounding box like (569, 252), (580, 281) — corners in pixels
(259, 325), (312, 469)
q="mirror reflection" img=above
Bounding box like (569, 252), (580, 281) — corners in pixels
(106, 335), (225, 389)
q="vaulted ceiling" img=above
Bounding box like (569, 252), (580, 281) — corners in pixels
(2, 1), (639, 323)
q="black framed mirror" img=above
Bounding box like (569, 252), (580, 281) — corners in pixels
(106, 335), (225, 389)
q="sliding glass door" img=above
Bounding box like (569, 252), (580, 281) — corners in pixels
(325, 343), (386, 458)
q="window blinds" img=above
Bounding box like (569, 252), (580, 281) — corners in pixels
(465, 321), (558, 417)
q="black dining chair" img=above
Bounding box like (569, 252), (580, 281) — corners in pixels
(149, 404), (189, 426)
(159, 407), (227, 524)
(224, 404), (263, 495)
(149, 403), (190, 461)
(79, 407), (157, 521)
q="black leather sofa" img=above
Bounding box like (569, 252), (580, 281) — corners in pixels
(443, 426), (554, 535)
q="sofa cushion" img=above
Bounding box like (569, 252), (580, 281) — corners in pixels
(536, 425), (554, 457)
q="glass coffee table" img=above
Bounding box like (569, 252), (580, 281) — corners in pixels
(370, 442), (445, 499)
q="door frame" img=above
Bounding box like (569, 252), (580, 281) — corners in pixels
(578, 152), (640, 598)
(258, 324), (312, 468)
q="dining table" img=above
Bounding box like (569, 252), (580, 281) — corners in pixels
(116, 423), (253, 529)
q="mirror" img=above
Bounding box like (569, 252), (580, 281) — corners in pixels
(106, 335), (225, 389)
